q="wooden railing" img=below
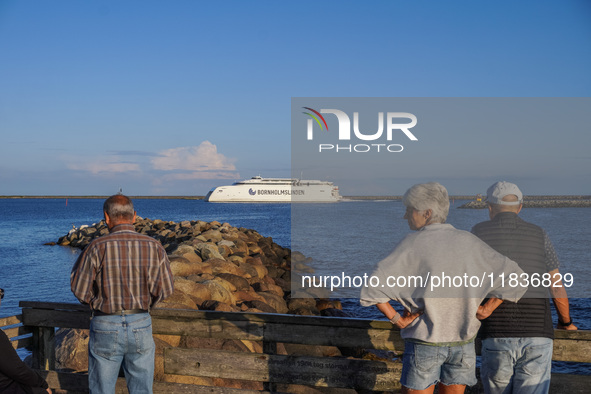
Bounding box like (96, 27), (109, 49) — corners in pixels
(1, 301), (590, 393)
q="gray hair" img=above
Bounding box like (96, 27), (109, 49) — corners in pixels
(103, 194), (134, 221)
(403, 182), (450, 223)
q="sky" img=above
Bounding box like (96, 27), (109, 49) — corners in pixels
(0, 1), (590, 196)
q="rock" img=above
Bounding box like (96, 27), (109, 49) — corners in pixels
(274, 277), (291, 293)
(201, 229), (223, 243)
(200, 300), (238, 312)
(213, 276), (237, 293)
(252, 282), (284, 297)
(157, 288), (199, 310)
(288, 298), (316, 311)
(169, 256), (211, 277)
(203, 280), (236, 305)
(194, 243), (224, 260)
(173, 278), (211, 300)
(316, 299), (340, 311)
(233, 290), (265, 303)
(238, 262), (259, 278)
(244, 300), (277, 313)
(320, 308), (349, 317)
(256, 292), (288, 314)
(218, 240), (235, 248)
(247, 243), (263, 255)
(55, 328), (89, 372)
(208, 258), (248, 277)
(215, 273), (251, 291)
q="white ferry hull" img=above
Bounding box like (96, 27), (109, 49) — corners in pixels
(205, 177), (341, 203)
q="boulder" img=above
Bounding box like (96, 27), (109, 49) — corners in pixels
(208, 258), (249, 277)
(202, 280), (236, 305)
(173, 278), (212, 300)
(55, 328), (89, 373)
(169, 256), (210, 277)
(215, 273), (251, 291)
(194, 243), (224, 260)
(256, 292), (288, 314)
(157, 288), (199, 310)
(243, 300), (277, 313)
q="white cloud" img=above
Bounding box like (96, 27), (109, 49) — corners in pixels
(67, 160), (141, 174)
(162, 171), (240, 181)
(151, 141), (236, 172)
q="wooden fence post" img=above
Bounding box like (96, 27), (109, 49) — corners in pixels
(32, 326), (55, 370)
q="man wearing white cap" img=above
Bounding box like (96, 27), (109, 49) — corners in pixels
(471, 181), (577, 394)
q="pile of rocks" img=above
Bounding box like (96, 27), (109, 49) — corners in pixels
(58, 217), (340, 316)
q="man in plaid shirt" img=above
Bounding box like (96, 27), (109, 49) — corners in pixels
(71, 194), (174, 394)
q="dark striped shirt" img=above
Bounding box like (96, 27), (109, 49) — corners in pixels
(70, 223), (174, 313)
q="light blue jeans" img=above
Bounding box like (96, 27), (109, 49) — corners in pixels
(89, 312), (155, 394)
(401, 341), (477, 390)
(481, 337), (553, 394)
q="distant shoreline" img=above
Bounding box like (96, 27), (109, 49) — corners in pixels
(0, 195), (206, 200)
(1, 195), (589, 200)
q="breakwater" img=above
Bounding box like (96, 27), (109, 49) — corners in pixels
(459, 196), (591, 209)
(57, 217), (335, 316)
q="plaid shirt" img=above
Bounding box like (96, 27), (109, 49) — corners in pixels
(70, 223), (174, 313)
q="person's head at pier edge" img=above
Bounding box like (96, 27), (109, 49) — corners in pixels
(402, 182), (449, 231)
(0, 287), (4, 309)
(103, 194), (136, 229)
(486, 181), (523, 219)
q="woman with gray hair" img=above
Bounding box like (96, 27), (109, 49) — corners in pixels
(361, 182), (526, 394)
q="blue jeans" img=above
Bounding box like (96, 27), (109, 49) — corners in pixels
(401, 341), (477, 390)
(89, 313), (155, 394)
(481, 337), (553, 394)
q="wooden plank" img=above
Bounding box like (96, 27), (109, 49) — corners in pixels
(0, 314), (23, 327)
(38, 370), (270, 393)
(152, 316), (264, 340)
(164, 348), (402, 391)
(3, 325), (32, 339)
(550, 373), (591, 393)
(153, 317), (403, 351)
(554, 329), (591, 341)
(20, 301), (89, 312)
(22, 308), (90, 329)
(553, 338), (591, 363)
(152, 381), (270, 394)
(263, 322), (403, 352)
(151, 307), (393, 330)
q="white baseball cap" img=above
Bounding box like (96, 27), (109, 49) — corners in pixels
(486, 181), (523, 205)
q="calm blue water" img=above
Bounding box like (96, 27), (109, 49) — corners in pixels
(0, 198), (290, 318)
(0, 198), (589, 374)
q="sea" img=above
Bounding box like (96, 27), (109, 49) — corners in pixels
(0, 198), (589, 374)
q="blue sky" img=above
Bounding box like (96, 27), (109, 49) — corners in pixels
(0, 1), (590, 196)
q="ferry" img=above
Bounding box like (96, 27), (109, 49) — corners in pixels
(205, 176), (342, 202)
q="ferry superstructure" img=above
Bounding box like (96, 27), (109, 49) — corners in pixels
(205, 176), (342, 202)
